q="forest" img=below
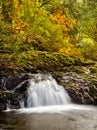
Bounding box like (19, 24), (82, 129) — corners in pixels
(1, 0), (97, 118)
(0, 0), (97, 73)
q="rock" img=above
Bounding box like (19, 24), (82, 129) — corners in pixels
(15, 80), (29, 93)
(0, 65), (97, 111)
(9, 98), (20, 109)
(0, 73), (45, 110)
(0, 91), (8, 111)
(58, 71), (97, 105)
(0, 74), (32, 90)
(0, 102), (7, 111)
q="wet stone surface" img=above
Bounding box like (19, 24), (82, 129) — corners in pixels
(0, 66), (97, 110)
(58, 70), (97, 104)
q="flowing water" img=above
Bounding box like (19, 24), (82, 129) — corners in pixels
(0, 74), (97, 130)
(0, 105), (97, 130)
(27, 76), (70, 107)
(19, 74), (71, 108)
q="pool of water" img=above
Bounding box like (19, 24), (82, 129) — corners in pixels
(0, 104), (97, 130)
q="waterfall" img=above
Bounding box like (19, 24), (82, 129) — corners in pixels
(20, 74), (71, 108)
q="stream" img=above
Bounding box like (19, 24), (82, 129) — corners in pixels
(0, 104), (97, 130)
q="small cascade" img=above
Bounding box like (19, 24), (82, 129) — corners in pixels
(20, 74), (71, 108)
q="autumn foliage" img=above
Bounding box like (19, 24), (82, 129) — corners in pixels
(0, 0), (97, 60)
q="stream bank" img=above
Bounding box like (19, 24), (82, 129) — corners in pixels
(0, 64), (97, 110)
(0, 51), (97, 110)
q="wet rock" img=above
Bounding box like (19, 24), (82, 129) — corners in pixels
(58, 71), (97, 105)
(0, 74), (33, 90)
(9, 98), (20, 109)
(0, 66), (97, 111)
(0, 102), (7, 111)
(0, 91), (8, 111)
(0, 90), (21, 111)
(15, 80), (29, 93)
(0, 73), (49, 110)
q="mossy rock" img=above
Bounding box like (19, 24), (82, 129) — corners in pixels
(0, 50), (95, 75)
(89, 67), (97, 73)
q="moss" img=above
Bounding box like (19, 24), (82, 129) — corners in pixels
(0, 50), (95, 75)
(52, 71), (64, 79)
(90, 67), (97, 73)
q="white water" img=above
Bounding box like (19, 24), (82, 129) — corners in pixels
(17, 104), (93, 114)
(5, 74), (95, 115)
(20, 75), (71, 108)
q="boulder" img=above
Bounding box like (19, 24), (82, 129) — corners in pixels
(58, 71), (97, 105)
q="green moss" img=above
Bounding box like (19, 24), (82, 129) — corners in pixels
(0, 50), (95, 75)
(90, 67), (97, 73)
